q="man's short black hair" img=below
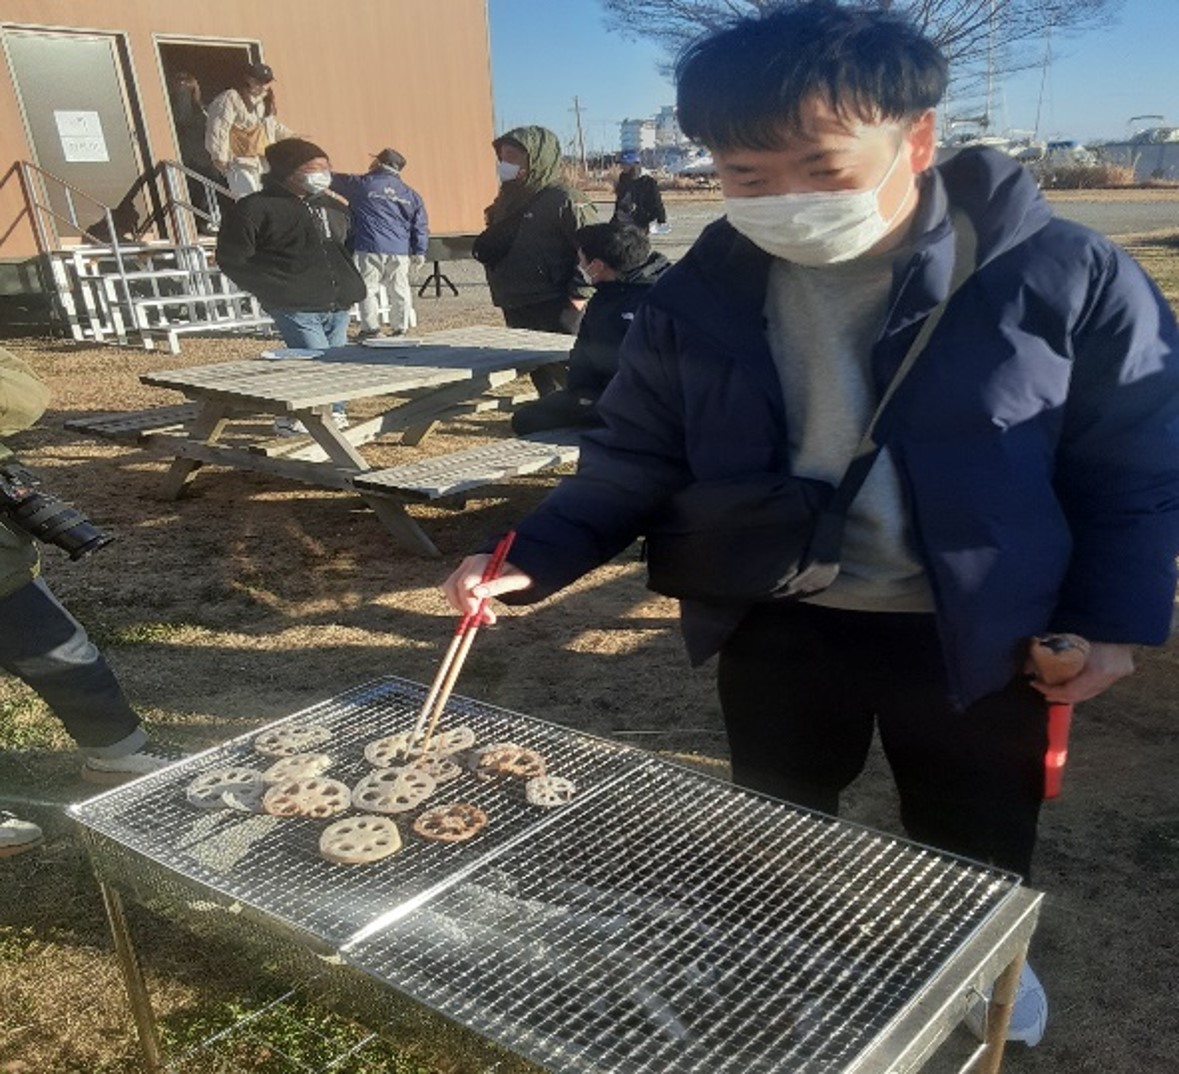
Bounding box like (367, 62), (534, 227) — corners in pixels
(676, 0), (948, 151)
(576, 222), (651, 273)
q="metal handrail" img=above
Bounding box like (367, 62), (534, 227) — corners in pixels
(17, 160), (139, 339)
(154, 159), (230, 245)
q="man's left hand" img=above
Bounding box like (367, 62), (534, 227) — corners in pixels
(1027, 642), (1136, 703)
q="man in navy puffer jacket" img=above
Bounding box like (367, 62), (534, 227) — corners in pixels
(443, 4), (1179, 1040)
(331, 147), (428, 336)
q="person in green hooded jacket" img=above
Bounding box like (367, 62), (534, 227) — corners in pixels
(473, 125), (597, 394)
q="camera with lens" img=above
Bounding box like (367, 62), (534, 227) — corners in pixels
(0, 460), (114, 560)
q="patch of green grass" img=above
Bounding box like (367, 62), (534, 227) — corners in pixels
(0, 685), (68, 751)
(158, 991), (434, 1073)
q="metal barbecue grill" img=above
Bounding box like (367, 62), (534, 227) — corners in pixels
(71, 676), (1041, 1073)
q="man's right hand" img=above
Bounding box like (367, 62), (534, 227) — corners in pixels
(442, 555), (532, 623)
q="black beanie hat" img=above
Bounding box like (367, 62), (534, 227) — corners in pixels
(265, 138), (327, 179)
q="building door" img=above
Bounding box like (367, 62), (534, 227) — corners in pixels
(3, 27), (151, 244)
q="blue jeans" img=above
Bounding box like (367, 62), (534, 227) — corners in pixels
(266, 308), (350, 413)
(0, 578), (145, 755)
(267, 308), (351, 349)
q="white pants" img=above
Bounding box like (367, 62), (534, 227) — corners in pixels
(226, 160), (263, 199)
(355, 252), (417, 332)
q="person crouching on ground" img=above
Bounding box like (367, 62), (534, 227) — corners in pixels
(0, 348), (181, 858)
(511, 222), (670, 435)
(330, 147), (429, 340)
(216, 138), (364, 434)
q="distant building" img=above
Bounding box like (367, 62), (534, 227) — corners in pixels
(620, 118), (656, 156)
(654, 106), (684, 149)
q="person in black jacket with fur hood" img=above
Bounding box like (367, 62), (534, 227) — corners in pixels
(217, 138), (365, 351)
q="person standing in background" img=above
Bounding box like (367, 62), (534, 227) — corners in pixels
(205, 63), (294, 199)
(216, 138), (364, 434)
(330, 148), (429, 339)
(473, 126), (597, 393)
(168, 71), (224, 230)
(612, 151), (667, 233)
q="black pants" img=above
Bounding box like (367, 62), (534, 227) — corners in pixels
(510, 390), (601, 435)
(717, 602), (1047, 880)
(503, 299), (581, 395)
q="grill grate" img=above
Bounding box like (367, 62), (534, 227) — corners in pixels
(74, 677), (1028, 1073)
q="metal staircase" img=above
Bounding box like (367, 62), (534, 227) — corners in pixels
(19, 159), (274, 353)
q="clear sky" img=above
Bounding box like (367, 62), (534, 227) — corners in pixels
(488, 0), (1178, 150)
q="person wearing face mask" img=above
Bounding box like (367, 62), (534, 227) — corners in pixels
(443, 2), (1179, 1048)
(472, 126), (597, 394)
(216, 138), (364, 432)
(510, 222), (669, 435)
(205, 63), (294, 199)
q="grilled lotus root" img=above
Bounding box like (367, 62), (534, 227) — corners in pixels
(411, 755), (464, 784)
(320, 815), (402, 866)
(413, 803), (488, 843)
(353, 768), (437, 814)
(1028, 633), (1091, 686)
(525, 775), (578, 808)
(473, 743), (546, 780)
(254, 725), (332, 758)
(364, 726), (477, 767)
(262, 752), (333, 783)
(186, 767), (266, 810)
(262, 777), (352, 818)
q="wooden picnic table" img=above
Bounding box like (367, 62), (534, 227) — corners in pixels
(137, 325), (571, 554)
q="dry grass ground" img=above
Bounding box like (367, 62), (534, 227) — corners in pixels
(1, 217), (1177, 1073)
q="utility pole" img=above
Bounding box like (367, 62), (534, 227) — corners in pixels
(571, 96), (588, 172)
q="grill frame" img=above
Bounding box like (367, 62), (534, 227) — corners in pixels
(72, 676), (1041, 1073)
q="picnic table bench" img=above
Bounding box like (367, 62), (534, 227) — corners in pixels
(67, 326), (580, 556)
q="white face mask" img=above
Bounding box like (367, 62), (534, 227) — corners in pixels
(300, 171), (332, 194)
(497, 160), (522, 183)
(577, 264), (595, 285)
(723, 139), (910, 265)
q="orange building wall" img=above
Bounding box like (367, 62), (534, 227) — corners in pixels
(0, 0), (497, 258)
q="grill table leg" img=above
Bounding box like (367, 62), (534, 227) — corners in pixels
(99, 881), (165, 1073)
(976, 945), (1028, 1074)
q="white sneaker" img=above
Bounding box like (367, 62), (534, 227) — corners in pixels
(273, 415), (308, 437)
(963, 961), (1047, 1046)
(0, 811), (44, 858)
(331, 410), (350, 431)
(81, 745), (187, 786)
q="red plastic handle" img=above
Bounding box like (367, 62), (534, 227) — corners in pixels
(1043, 702), (1073, 800)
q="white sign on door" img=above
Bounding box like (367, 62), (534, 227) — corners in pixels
(54, 110), (110, 162)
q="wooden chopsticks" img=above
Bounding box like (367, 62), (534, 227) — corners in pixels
(413, 530), (516, 750)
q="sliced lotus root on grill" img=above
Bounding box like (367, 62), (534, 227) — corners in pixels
(352, 767), (437, 814)
(186, 767), (267, 810)
(319, 815), (402, 866)
(364, 726), (477, 767)
(262, 752), (333, 783)
(221, 783), (270, 814)
(472, 743), (547, 780)
(525, 775), (578, 808)
(413, 803), (488, 843)
(261, 777), (351, 818)
(411, 755), (464, 785)
(253, 725), (332, 758)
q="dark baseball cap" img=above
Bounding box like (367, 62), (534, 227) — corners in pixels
(372, 147), (407, 170)
(245, 62), (275, 83)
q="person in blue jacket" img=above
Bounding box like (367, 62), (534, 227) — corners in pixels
(443, 2), (1179, 1045)
(330, 147), (429, 337)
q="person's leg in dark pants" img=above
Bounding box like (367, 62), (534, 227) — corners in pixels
(510, 391), (600, 435)
(503, 299), (576, 395)
(717, 602), (878, 814)
(0, 578), (143, 753)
